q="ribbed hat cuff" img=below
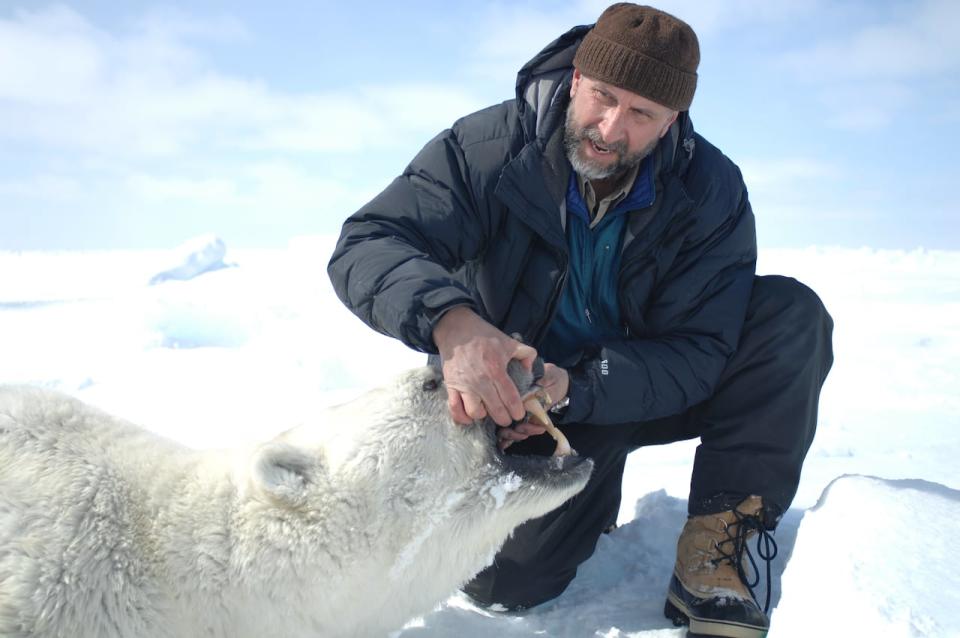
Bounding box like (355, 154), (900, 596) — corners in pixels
(574, 35), (697, 111)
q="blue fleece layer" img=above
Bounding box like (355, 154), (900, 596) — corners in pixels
(540, 156), (656, 367)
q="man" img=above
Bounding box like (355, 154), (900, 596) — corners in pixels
(328, 4), (833, 637)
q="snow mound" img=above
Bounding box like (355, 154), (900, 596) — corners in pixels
(149, 234), (231, 285)
(771, 474), (960, 637)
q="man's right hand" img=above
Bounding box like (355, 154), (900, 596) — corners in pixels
(432, 306), (538, 426)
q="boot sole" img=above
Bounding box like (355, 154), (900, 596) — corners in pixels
(665, 593), (768, 638)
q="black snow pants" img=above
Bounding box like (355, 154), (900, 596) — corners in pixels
(463, 275), (835, 610)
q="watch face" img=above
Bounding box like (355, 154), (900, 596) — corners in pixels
(550, 397), (570, 414)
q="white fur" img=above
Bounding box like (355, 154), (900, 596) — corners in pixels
(0, 367), (591, 637)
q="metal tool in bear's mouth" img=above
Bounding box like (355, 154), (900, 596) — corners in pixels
(520, 385), (574, 457)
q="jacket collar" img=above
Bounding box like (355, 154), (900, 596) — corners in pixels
(566, 156), (656, 226)
(494, 135), (569, 251)
(515, 24), (590, 142)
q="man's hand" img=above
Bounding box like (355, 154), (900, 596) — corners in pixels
(497, 363), (570, 451)
(432, 306), (537, 426)
(539, 363), (570, 409)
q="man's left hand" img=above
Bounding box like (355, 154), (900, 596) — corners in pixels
(539, 363), (570, 409)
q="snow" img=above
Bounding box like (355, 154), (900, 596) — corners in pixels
(148, 234), (232, 285)
(483, 471), (523, 510)
(1, 237), (958, 636)
(772, 475), (960, 637)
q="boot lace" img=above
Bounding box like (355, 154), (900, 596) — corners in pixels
(713, 511), (779, 613)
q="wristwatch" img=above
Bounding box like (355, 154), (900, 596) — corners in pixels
(549, 396), (570, 416)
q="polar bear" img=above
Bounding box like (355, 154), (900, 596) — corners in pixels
(0, 367), (592, 638)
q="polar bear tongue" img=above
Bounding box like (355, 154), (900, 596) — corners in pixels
(522, 388), (574, 457)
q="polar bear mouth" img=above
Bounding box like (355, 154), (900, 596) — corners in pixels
(487, 425), (593, 488)
(500, 451), (591, 477)
(498, 451), (593, 494)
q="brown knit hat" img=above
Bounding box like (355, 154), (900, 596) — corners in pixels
(573, 3), (700, 111)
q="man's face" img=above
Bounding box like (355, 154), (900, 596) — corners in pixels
(564, 69), (679, 181)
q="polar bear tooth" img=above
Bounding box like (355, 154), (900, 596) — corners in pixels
(522, 394), (574, 458)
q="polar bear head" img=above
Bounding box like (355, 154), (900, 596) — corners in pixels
(243, 365), (592, 619)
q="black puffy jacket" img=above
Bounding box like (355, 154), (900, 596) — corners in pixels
(328, 25), (757, 426)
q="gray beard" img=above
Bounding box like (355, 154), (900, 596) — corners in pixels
(563, 105), (657, 181)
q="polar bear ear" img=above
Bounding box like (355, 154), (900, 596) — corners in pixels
(251, 443), (321, 508)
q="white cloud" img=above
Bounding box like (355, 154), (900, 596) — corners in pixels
(123, 161), (376, 221)
(235, 161), (366, 213)
(126, 174), (243, 205)
(0, 6), (104, 106)
(779, 0), (960, 81)
(242, 86), (480, 153)
(466, 3), (593, 84)
(0, 6), (482, 157)
(127, 5), (249, 45)
(740, 157), (840, 191)
(0, 174), (83, 200)
(603, 0), (826, 36)
(771, 0), (960, 131)
(819, 82), (916, 131)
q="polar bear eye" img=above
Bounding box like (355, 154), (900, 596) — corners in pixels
(421, 378), (440, 392)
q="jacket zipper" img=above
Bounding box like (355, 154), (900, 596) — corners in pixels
(531, 251), (568, 347)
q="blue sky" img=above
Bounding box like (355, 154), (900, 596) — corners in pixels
(1, 1), (957, 250)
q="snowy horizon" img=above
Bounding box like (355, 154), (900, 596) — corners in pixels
(1, 235), (957, 636)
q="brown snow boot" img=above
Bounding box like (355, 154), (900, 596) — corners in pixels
(664, 495), (778, 638)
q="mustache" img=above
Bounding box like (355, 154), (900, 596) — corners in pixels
(580, 126), (628, 155)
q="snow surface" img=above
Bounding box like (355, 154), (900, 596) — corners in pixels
(772, 475), (960, 637)
(1, 237), (958, 636)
